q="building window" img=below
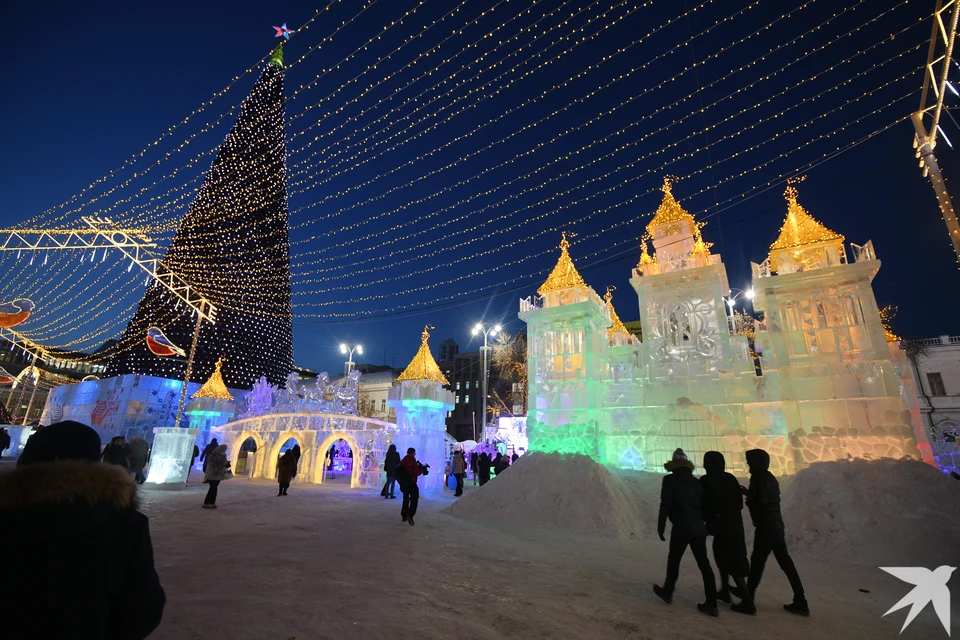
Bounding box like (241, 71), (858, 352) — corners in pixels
(456, 381), (461, 390)
(462, 395), (468, 405)
(928, 372), (946, 396)
(466, 381), (470, 390)
(380, 399), (387, 412)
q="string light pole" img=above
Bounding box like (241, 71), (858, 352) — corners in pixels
(724, 287), (755, 331)
(340, 343), (362, 376)
(471, 322), (501, 443)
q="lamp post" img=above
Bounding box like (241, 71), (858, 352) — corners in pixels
(724, 287), (754, 331)
(340, 343), (362, 376)
(470, 323), (501, 443)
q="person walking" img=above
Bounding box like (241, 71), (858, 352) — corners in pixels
(277, 449), (297, 496)
(653, 448), (719, 617)
(470, 451), (479, 485)
(200, 438), (219, 473)
(292, 443), (301, 464)
(742, 449), (809, 616)
(381, 444), (401, 499)
(0, 421), (165, 639)
(477, 452), (492, 486)
(394, 447), (424, 526)
(451, 449), (467, 497)
(128, 437), (149, 485)
(202, 444), (229, 509)
(700, 451), (754, 615)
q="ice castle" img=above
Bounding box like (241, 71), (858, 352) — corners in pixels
(520, 178), (932, 475)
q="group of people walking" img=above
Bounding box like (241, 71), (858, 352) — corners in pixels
(100, 435), (150, 484)
(654, 447), (808, 617)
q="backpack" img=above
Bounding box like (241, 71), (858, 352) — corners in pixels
(394, 463), (411, 492)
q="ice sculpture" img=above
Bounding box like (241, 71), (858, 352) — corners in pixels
(520, 179), (931, 475)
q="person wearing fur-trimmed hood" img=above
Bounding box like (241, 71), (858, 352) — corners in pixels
(0, 421), (165, 639)
(653, 448), (719, 617)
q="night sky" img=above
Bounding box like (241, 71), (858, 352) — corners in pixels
(2, 0), (959, 377)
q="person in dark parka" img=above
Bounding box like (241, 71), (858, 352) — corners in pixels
(493, 452), (509, 476)
(200, 438), (219, 472)
(654, 448), (719, 617)
(743, 448), (809, 616)
(188, 443), (200, 485)
(477, 452), (492, 486)
(277, 450), (297, 496)
(381, 444), (401, 499)
(0, 427), (11, 459)
(101, 436), (132, 470)
(700, 451), (754, 614)
(128, 437), (149, 485)
(0, 421), (165, 640)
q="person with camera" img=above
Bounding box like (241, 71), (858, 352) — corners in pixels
(394, 447), (428, 526)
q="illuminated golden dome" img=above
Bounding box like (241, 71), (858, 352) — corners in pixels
(646, 176), (695, 234)
(769, 180), (844, 261)
(396, 325), (450, 385)
(538, 231), (587, 295)
(191, 357), (234, 401)
(604, 287), (629, 339)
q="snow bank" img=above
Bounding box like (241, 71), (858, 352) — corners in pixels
(782, 458), (960, 567)
(445, 452), (647, 539)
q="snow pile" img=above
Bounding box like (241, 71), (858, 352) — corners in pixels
(445, 453), (646, 539)
(782, 458), (960, 566)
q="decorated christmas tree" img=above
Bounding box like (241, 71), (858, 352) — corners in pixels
(107, 43), (294, 388)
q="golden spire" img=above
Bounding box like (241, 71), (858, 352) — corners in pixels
(604, 286), (629, 338)
(538, 231), (587, 295)
(646, 176), (695, 234)
(396, 325), (450, 385)
(191, 357), (234, 401)
(638, 234), (656, 266)
(769, 177), (844, 259)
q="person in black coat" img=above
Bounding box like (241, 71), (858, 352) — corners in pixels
(654, 448), (719, 617)
(0, 427), (11, 459)
(493, 452), (509, 476)
(200, 438), (219, 472)
(381, 444), (401, 499)
(743, 448), (809, 616)
(0, 421), (165, 639)
(101, 436), (132, 470)
(477, 452), (492, 486)
(700, 451), (754, 614)
(470, 451), (479, 485)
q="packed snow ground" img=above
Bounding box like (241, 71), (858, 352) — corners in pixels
(133, 459), (959, 640)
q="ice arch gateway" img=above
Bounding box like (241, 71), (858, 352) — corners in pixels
(521, 181), (935, 476)
(213, 413), (397, 489)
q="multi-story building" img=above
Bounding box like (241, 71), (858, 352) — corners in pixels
(436, 342), (500, 442)
(902, 335), (960, 472)
(331, 364), (402, 423)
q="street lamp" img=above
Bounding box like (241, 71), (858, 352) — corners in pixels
(340, 343), (362, 376)
(724, 288), (754, 331)
(470, 322), (501, 444)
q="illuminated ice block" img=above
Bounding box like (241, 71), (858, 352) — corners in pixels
(145, 427), (201, 486)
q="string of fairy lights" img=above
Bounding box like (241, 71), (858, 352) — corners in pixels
(0, 0), (934, 368)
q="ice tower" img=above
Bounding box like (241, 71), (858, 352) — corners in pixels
(520, 233), (612, 457)
(751, 180), (924, 466)
(388, 327), (455, 496)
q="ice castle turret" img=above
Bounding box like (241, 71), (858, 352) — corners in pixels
(520, 232), (612, 457)
(388, 326), (455, 495)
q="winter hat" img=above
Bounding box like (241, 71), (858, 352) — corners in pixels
(18, 421), (102, 466)
(663, 447), (695, 472)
